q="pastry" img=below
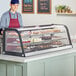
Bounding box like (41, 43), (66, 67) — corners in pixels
(8, 32), (18, 36)
(32, 31), (40, 34)
(30, 38), (42, 42)
(51, 41), (62, 45)
(16, 39), (30, 43)
(53, 29), (61, 32)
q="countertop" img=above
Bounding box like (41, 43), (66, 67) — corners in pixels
(0, 44), (76, 63)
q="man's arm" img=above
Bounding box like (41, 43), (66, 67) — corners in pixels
(0, 14), (7, 29)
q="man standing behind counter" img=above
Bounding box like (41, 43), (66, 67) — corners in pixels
(0, 0), (23, 32)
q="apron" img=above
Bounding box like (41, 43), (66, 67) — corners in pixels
(7, 12), (20, 51)
(9, 12), (20, 28)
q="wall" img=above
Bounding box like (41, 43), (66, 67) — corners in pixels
(0, 0), (10, 18)
(0, 0), (76, 35)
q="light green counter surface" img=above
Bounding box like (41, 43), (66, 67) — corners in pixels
(0, 44), (76, 76)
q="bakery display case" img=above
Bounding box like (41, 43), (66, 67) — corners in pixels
(3, 24), (73, 57)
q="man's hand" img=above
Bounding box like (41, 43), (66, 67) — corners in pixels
(1, 31), (3, 35)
